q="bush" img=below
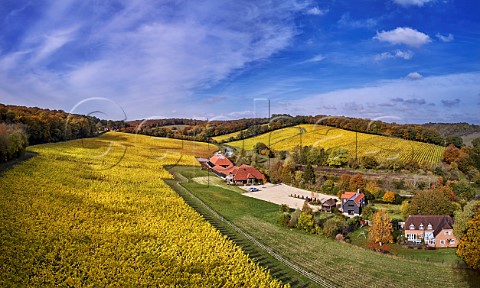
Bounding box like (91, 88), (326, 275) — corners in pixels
(323, 217), (345, 238)
(0, 123), (28, 163)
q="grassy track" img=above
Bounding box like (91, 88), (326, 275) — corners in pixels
(170, 166), (480, 288)
(227, 124), (445, 166)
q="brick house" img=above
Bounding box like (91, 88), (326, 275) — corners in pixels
(341, 191), (366, 216)
(404, 215), (458, 248)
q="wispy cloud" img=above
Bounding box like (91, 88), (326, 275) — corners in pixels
(436, 33), (454, 42)
(306, 7), (328, 16)
(393, 0), (434, 7)
(441, 98), (461, 107)
(0, 0), (305, 119)
(338, 13), (377, 29)
(289, 72), (480, 123)
(374, 27), (431, 47)
(374, 50), (413, 61)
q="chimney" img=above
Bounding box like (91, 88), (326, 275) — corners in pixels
(356, 189), (360, 195)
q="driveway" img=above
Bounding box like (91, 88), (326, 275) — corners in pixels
(240, 183), (338, 211)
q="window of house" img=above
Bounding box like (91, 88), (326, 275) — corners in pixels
(445, 231), (450, 236)
(427, 224), (432, 230)
(450, 239), (455, 244)
(440, 240), (445, 245)
(419, 224), (424, 230)
(409, 224), (415, 230)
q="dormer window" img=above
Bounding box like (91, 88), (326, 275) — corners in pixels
(409, 224), (415, 230)
(419, 224), (424, 230)
(427, 224), (432, 230)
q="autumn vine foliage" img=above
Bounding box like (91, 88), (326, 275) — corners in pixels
(0, 133), (286, 287)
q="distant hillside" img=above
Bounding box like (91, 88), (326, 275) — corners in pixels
(227, 124), (445, 166)
(422, 122), (480, 146)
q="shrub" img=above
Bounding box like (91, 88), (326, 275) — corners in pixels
(323, 217), (345, 238)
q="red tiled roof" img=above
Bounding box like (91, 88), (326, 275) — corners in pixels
(209, 152), (233, 167)
(227, 164), (265, 181)
(341, 192), (365, 206)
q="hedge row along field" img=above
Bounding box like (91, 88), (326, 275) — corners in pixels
(0, 132), (286, 287)
(227, 124), (445, 166)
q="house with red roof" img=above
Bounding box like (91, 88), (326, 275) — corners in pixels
(341, 190), (366, 216)
(404, 215), (458, 248)
(207, 152), (265, 185)
(208, 151), (233, 168)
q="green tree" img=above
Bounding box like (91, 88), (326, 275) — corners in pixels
(407, 188), (455, 216)
(369, 210), (393, 245)
(322, 179), (336, 195)
(323, 217), (345, 238)
(452, 181), (475, 201)
(362, 205), (374, 220)
(303, 163), (316, 185)
(307, 146), (326, 166)
(445, 135), (463, 148)
(456, 209), (480, 272)
(327, 147), (349, 167)
(360, 156), (378, 169)
(453, 201), (478, 240)
(472, 137), (480, 148)
(401, 200), (410, 218)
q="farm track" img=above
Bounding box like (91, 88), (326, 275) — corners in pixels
(167, 172), (338, 288)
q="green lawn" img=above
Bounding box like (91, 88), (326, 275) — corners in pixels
(170, 166), (480, 288)
(371, 203), (404, 220)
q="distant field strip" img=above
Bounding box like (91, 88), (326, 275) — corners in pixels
(228, 124), (445, 165)
(0, 133), (285, 287)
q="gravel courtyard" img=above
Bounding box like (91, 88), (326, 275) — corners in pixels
(240, 183), (338, 211)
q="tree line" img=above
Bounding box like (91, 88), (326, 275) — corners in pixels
(0, 104), (125, 163)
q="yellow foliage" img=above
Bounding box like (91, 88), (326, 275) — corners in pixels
(227, 124), (445, 166)
(0, 132), (286, 287)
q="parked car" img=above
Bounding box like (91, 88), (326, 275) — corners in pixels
(248, 187), (259, 192)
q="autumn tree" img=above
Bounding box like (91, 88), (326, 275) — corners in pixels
(369, 210), (393, 246)
(382, 191), (396, 203)
(443, 144), (460, 164)
(453, 200), (479, 240)
(349, 173), (366, 192)
(456, 209), (480, 272)
(297, 202), (316, 233)
(407, 188), (456, 216)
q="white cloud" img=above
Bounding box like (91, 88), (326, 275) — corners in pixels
(0, 0), (304, 120)
(374, 50), (413, 61)
(289, 72), (480, 124)
(436, 33), (454, 42)
(393, 0), (434, 7)
(374, 27), (431, 47)
(306, 7), (328, 16)
(406, 72), (423, 80)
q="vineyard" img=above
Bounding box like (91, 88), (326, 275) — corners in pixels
(227, 124), (445, 166)
(0, 132), (286, 287)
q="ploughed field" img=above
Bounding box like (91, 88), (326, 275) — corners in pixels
(227, 124), (445, 166)
(0, 132), (286, 287)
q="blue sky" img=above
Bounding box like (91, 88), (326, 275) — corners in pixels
(1, 0), (479, 123)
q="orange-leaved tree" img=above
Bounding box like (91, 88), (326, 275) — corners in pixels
(369, 210), (393, 246)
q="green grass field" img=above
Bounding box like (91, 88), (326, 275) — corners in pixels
(170, 166), (480, 288)
(227, 124), (445, 166)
